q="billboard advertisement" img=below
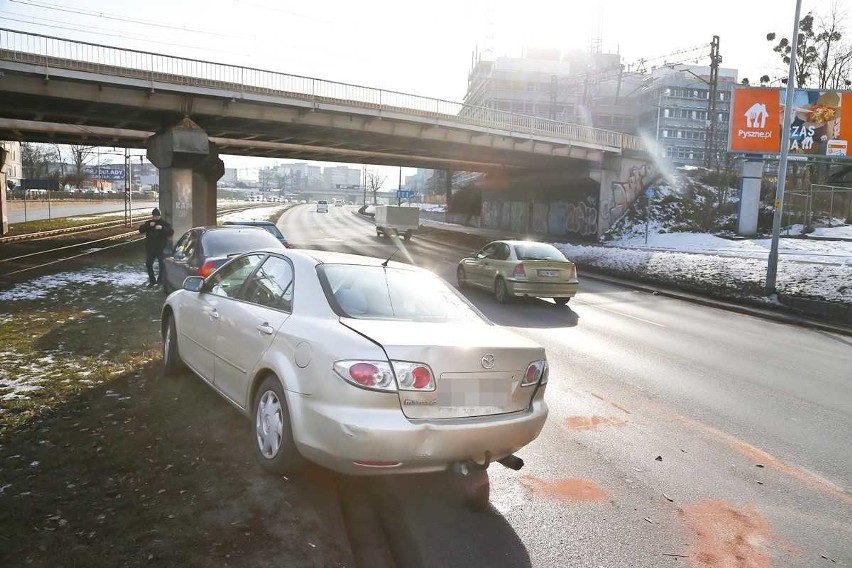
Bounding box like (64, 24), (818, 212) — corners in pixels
(729, 87), (852, 158)
(87, 165), (126, 181)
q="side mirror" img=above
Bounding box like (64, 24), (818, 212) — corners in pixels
(182, 276), (205, 292)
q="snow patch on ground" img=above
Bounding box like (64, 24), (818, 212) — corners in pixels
(0, 265), (148, 302)
(608, 230), (852, 265)
(555, 243), (852, 304)
(218, 205), (289, 223)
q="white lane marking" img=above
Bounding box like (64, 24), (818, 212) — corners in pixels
(573, 299), (666, 328)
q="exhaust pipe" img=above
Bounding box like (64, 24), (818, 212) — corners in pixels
(497, 454), (524, 471)
(452, 451), (493, 476)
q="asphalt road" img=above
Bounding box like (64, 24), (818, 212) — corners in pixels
(279, 204), (852, 568)
(5, 199), (159, 224)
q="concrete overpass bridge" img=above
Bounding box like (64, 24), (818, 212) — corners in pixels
(0, 28), (654, 239)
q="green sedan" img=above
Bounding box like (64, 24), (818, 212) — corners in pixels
(457, 240), (579, 305)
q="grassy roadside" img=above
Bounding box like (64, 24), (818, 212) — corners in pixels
(5, 214), (131, 236)
(0, 246), (353, 567)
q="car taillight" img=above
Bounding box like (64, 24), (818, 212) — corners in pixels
(198, 261), (219, 278)
(334, 361), (395, 391)
(513, 264), (526, 278)
(522, 360), (548, 386)
(392, 361), (435, 391)
(333, 360), (436, 392)
(569, 264), (577, 279)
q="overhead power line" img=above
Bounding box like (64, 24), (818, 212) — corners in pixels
(9, 0), (247, 40)
(0, 14), (249, 57)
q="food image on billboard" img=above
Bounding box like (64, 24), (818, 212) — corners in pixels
(729, 88), (851, 158)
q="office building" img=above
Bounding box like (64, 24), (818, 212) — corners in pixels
(638, 65), (738, 166)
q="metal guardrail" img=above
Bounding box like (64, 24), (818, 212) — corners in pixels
(0, 28), (646, 154)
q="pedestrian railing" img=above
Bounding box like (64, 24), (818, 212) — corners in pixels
(0, 28), (647, 154)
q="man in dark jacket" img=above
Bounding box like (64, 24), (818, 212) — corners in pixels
(139, 207), (174, 287)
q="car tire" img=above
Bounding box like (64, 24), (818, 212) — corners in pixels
(456, 265), (468, 288)
(495, 277), (511, 304)
(403, 230), (412, 241)
(253, 375), (304, 475)
(553, 297), (570, 306)
(162, 314), (185, 375)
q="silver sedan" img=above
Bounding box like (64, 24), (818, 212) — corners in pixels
(161, 248), (549, 482)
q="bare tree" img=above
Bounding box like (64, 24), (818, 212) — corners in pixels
(21, 143), (59, 179)
(366, 169), (386, 205)
(764, 5), (852, 89)
(54, 144), (95, 188)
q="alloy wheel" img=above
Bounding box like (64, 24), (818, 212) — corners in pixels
(256, 390), (284, 459)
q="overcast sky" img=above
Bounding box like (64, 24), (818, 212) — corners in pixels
(2, 0), (849, 186)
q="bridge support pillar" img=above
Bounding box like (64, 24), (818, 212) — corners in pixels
(0, 146), (9, 236)
(591, 155), (657, 238)
(146, 118), (224, 239)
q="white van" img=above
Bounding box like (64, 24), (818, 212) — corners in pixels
(316, 200), (329, 213)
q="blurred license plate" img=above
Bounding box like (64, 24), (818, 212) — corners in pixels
(438, 376), (510, 407)
(538, 269), (559, 277)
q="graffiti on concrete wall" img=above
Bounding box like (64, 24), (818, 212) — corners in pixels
(566, 198), (599, 237)
(510, 202), (526, 233)
(483, 193), (600, 240)
(531, 203), (549, 234)
(545, 198), (598, 238)
(600, 164), (652, 230)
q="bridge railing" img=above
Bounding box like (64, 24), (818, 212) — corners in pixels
(0, 28), (645, 153)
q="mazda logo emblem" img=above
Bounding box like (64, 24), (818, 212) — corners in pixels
(481, 354), (495, 369)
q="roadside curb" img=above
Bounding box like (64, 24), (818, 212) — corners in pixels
(410, 222), (852, 337)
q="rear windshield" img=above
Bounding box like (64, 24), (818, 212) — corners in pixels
(224, 222), (285, 240)
(514, 243), (567, 261)
(318, 200), (328, 204)
(202, 229), (282, 256)
(318, 264), (487, 323)
(259, 225), (285, 240)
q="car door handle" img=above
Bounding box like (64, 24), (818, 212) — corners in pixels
(257, 323), (274, 335)
(209, 310), (220, 320)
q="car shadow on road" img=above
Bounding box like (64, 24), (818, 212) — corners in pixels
(460, 288), (580, 329)
(372, 471), (533, 568)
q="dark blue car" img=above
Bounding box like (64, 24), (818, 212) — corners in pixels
(222, 220), (292, 248)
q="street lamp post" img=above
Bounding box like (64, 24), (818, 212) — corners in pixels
(766, 0), (804, 298)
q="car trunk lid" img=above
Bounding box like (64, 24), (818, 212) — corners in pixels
(519, 259), (576, 283)
(341, 319), (545, 419)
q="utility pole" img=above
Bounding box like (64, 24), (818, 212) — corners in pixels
(549, 75), (558, 120)
(704, 35), (721, 168)
(767, 0), (803, 297)
(398, 166), (402, 206)
(124, 148), (130, 227)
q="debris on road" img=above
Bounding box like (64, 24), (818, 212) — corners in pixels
(655, 455), (663, 462)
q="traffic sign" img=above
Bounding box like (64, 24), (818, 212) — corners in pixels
(397, 189), (415, 199)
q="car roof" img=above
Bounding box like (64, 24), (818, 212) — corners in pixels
(490, 240), (557, 247)
(222, 220), (275, 226)
(282, 249), (417, 271)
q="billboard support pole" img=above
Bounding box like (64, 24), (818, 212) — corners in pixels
(766, 0), (803, 298)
